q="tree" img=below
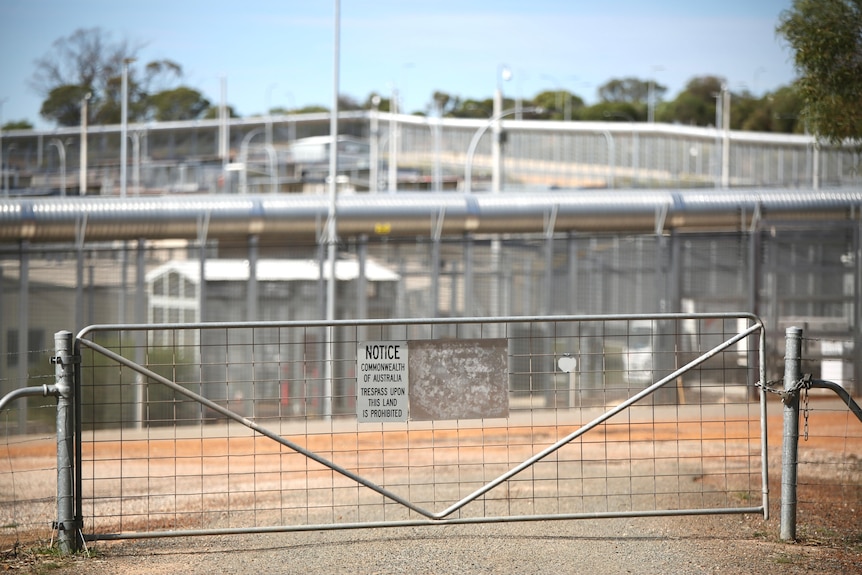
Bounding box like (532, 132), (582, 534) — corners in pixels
(533, 90), (584, 120)
(2, 120), (34, 131)
(338, 94), (363, 111)
(663, 76), (725, 126)
(361, 93), (391, 112)
(450, 98), (494, 118)
(580, 101), (643, 122)
(32, 29), (193, 126)
(777, 0), (862, 143)
(142, 59), (183, 94)
(39, 84), (92, 126)
(767, 85), (805, 134)
(429, 91), (461, 116)
(598, 77), (665, 105)
(31, 27), (140, 126)
(728, 89), (760, 131)
(203, 105), (239, 120)
(148, 87), (210, 121)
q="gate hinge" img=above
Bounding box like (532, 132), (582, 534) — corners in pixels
(52, 519), (83, 531)
(51, 354), (81, 367)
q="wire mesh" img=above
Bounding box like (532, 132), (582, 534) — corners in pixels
(0, 346), (58, 547)
(791, 332), (862, 528)
(75, 315), (765, 538)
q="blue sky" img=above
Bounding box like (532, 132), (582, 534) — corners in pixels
(0, 0), (797, 129)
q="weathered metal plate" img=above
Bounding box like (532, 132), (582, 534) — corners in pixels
(408, 339), (508, 420)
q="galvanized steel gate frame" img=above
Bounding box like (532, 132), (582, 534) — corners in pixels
(71, 313), (769, 542)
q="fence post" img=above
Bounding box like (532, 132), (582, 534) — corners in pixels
(53, 330), (77, 554)
(780, 326), (802, 541)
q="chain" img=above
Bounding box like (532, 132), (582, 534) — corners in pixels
(756, 374), (812, 401)
(756, 375), (812, 441)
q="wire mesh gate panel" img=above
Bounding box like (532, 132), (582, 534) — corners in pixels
(75, 314), (767, 539)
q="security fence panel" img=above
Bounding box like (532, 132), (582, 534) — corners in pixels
(0, 343), (56, 547)
(4, 112), (862, 196)
(73, 314), (766, 540)
(783, 329), (862, 534)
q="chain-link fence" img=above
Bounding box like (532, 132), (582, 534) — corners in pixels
(2, 113), (859, 195)
(2, 222), (860, 422)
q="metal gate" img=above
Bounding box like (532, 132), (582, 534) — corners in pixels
(73, 313), (767, 540)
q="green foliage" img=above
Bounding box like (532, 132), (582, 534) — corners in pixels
(431, 91), (458, 115)
(39, 84), (91, 126)
(148, 86), (210, 121)
(338, 94), (363, 111)
(734, 85), (805, 133)
(777, 0), (862, 143)
(662, 76), (724, 126)
(22, 27), (828, 134)
(2, 119), (34, 130)
(580, 101), (643, 122)
(533, 90), (584, 120)
(598, 76), (665, 105)
(31, 28), (218, 127)
(449, 98), (494, 118)
(361, 92), (392, 112)
(203, 104), (239, 120)
(768, 85), (806, 133)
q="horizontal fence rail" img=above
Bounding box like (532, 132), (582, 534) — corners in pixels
(2, 112), (859, 197)
(71, 313), (768, 540)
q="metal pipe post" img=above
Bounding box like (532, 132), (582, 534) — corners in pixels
(323, 0), (341, 420)
(53, 330), (77, 553)
(80, 94), (90, 195)
(780, 326), (802, 541)
(120, 60), (132, 198)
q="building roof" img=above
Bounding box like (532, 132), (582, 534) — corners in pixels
(145, 257), (399, 284)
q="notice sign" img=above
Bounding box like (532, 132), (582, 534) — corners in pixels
(357, 342), (409, 422)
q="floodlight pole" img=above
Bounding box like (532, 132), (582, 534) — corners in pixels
(1, 97), (7, 198)
(324, 0), (341, 420)
(80, 94), (90, 195)
(121, 58), (135, 198)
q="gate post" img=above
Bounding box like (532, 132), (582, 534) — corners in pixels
(780, 326), (802, 541)
(53, 330), (77, 554)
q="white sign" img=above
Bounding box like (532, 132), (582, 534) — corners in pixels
(357, 341), (409, 422)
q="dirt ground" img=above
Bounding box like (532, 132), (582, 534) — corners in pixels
(1, 400), (860, 574)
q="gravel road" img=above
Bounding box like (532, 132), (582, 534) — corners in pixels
(37, 511), (857, 575)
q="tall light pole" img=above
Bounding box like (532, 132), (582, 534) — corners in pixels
(131, 130), (142, 195)
(713, 88), (723, 188)
(464, 105), (540, 193)
(0, 97), (7, 198)
(492, 65), (512, 195)
(48, 138), (67, 196)
(265, 82), (277, 147)
(120, 58), (135, 197)
(388, 86), (398, 193)
(239, 127), (265, 194)
(323, 0), (341, 420)
(721, 83), (731, 188)
(370, 95), (380, 193)
(541, 74), (574, 121)
(219, 76), (229, 186)
(80, 93), (90, 195)
(648, 65), (665, 123)
(432, 96), (442, 192)
(4, 143), (16, 196)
